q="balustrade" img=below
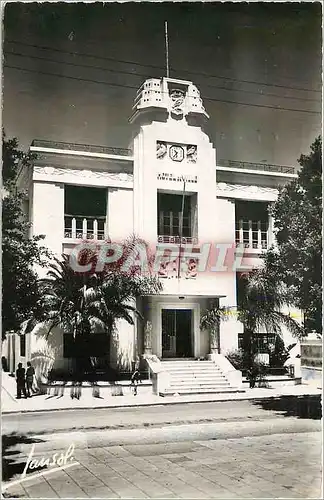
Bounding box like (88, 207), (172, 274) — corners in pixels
(235, 219), (269, 250)
(64, 215), (107, 240)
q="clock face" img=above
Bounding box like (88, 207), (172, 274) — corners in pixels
(169, 145), (184, 162)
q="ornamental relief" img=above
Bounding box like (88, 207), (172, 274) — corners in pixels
(34, 166), (133, 182)
(158, 257), (198, 279)
(156, 141), (197, 163)
(217, 182), (278, 196)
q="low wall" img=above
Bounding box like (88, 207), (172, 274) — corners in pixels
(243, 376), (302, 388)
(301, 367), (322, 387)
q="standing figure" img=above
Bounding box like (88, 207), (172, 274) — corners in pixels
(130, 369), (141, 396)
(16, 363), (27, 399)
(26, 361), (35, 397)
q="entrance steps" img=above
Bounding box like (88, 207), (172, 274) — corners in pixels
(160, 359), (243, 396)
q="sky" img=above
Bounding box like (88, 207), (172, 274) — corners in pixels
(3, 2), (322, 166)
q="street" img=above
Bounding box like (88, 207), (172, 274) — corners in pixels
(2, 396), (322, 499)
(2, 396), (321, 435)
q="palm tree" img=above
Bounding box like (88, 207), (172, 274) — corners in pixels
(25, 236), (162, 381)
(237, 268), (303, 373)
(200, 300), (230, 354)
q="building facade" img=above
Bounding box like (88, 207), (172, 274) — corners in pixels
(9, 77), (300, 381)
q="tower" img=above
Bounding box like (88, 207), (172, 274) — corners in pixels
(130, 77), (218, 250)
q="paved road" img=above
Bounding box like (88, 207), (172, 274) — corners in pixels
(3, 431), (322, 499)
(2, 395), (321, 435)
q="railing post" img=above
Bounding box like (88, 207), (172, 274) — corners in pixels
(71, 217), (76, 239)
(239, 219), (243, 246)
(257, 220), (262, 249)
(248, 220), (252, 249)
(93, 219), (98, 240)
(82, 218), (87, 239)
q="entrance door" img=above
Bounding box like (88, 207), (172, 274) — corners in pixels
(162, 309), (193, 358)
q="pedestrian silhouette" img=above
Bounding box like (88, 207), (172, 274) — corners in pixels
(16, 363), (27, 399)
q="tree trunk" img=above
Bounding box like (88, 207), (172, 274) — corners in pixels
(242, 328), (254, 370)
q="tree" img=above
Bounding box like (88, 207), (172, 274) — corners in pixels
(237, 268), (302, 376)
(263, 137), (322, 333)
(25, 238), (162, 379)
(2, 134), (49, 339)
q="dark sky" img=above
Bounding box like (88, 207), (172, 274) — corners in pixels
(3, 2), (322, 166)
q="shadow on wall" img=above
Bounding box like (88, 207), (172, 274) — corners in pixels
(30, 324), (62, 390)
(252, 395), (322, 420)
(2, 433), (45, 483)
(117, 349), (133, 372)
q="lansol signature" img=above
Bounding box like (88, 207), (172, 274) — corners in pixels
(21, 443), (77, 479)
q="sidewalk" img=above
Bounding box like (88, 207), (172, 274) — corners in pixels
(2, 374), (321, 414)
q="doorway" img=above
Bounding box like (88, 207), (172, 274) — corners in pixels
(162, 309), (193, 358)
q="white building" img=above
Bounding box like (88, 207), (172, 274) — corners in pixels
(6, 77), (301, 393)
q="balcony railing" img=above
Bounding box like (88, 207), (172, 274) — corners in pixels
(31, 139), (132, 157)
(157, 235), (198, 245)
(235, 219), (269, 250)
(218, 159), (296, 175)
(64, 215), (107, 240)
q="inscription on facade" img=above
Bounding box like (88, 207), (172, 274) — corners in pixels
(157, 172), (198, 183)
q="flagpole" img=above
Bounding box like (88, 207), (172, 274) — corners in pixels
(165, 21), (170, 78)
(177, 178), (186, 280)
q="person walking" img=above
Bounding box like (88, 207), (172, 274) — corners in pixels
(16, 363), (27, 399)
(26, 361), (35, 397)
(130, 368), (141, 396)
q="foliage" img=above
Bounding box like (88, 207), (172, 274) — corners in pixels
(263, 137), (322, 333)
(226, 349), (268, 387)
(246, 361), (268, 388)
(226, 349), (245, 370)
(2, 133), (50, 339)
(200, 301), (230, 353)
(200, 302), (230, 332)
(268, 335), (290, 368)
(26, 242), (162, 375)
(237, 268), (302, 374)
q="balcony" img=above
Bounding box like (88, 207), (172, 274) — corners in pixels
(64, 215), (107, 240)
(235, 219), (269, 251)
(31, 139), (132, 157)
(158, 235), (198, 245)
(218, 159), (296, 175)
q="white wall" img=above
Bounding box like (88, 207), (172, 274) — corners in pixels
(108, 187), (134, 240)
(32, 181), (64, 258)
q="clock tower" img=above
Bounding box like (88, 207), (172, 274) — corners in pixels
(130, 77), (219, 250)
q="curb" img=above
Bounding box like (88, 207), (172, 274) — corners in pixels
(2, 391), (321, 415)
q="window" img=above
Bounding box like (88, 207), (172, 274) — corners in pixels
(158, 193), (192, 238)
(238, 333), (276, 353)
(235, 201), (269, 249)
(64, 185), (107, 239)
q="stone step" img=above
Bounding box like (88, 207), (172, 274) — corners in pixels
(169, 381), (230, 389)
(163, 366), (221, 373)
(166, 365), (221, 370)
(170, 375), (227, 382)
(162, 361), (214, 365)
(161, 387), (240, 395)
(159, 358), (238, 396)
